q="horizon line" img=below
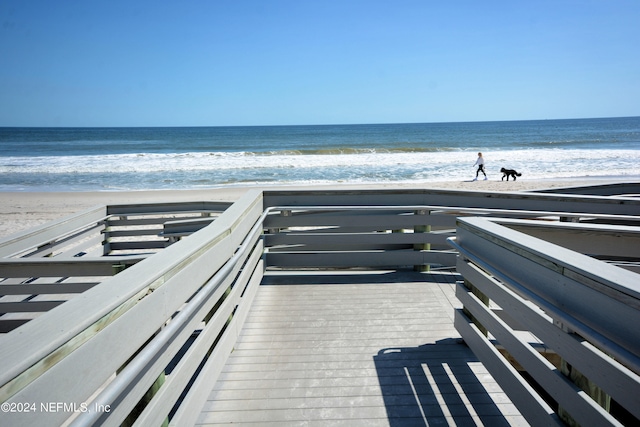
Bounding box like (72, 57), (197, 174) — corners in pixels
(1, 115), (639, 129)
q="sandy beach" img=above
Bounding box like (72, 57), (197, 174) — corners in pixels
(1, 177), (634, 240)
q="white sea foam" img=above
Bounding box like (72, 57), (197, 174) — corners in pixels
(2, 148), (637, 171)
(1, 148), (639, 190)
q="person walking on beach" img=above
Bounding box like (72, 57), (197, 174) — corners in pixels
(473, 152), (487, 180)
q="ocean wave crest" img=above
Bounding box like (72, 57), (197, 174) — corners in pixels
(250, 146), (458, 156)
(1, 149), (639, 190)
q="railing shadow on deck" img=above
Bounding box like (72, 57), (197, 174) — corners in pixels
(374, 339), (513, 427)
(260, 270), (506, 425)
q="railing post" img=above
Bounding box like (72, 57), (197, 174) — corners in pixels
(414, 209), (430, 271)
(103, 225), (112, 256)
(267, 209), (290, 234)
(555, 321), (611, 426)
(462, 277), (489, 337)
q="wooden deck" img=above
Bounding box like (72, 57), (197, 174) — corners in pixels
(196, 270), (528, 426)
(5, 186), (637, 426)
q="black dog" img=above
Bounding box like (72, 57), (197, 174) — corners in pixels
(500, 167), (522, 181)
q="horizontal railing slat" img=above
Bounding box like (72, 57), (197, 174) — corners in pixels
(0, 191), (263, 423)
(105, 241), (168, 251)
(0, 256), (147, 277)
(83, 238), (264, 426)
(264, 231), (453, 247)
(106, 201), (231, 216)
(104, 228), (163, 238)
(163, 244), (265, 427)
(264, 212), (455, 229)
(456, 282), (619, 427)
(0, 300), (65, 313)
(499, 220), (640, 259)
(265, 250), (457, 268)
(454, 310), (563, 426)
(0, 282), (98, 295)
(456, 218), (640, 356)
(452, 212), (640, 426)
(263, 188), (640, 216)
(0, 319), (30, 333)
(0, 206), (108, 258)
(457, 258), (640, 420)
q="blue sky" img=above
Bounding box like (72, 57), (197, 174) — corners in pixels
(1, 1), (639, 127)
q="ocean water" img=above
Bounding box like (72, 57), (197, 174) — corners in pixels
(0, 117), (639, 191)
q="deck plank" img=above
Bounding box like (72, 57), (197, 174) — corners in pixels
(196, 270), (528, 426)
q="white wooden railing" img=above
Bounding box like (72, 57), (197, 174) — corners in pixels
(0, 186), (639, 426)
(449, 217), (640, 426)
(0, 191), (264, 426)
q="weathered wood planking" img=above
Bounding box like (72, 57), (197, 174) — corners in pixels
(196, 270), (526, 426)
